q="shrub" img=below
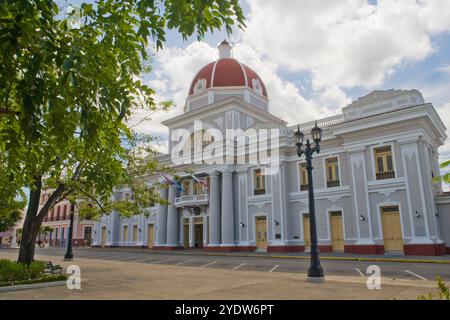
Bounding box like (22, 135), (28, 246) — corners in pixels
(418, 276), (450, 300)
(0, 259), (45, 282)
(0, 274), (67, 287)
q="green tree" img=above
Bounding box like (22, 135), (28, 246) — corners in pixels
(438, 160), (450, 185)
(0, 200), (23, 232)
(0, 0), (245, 263)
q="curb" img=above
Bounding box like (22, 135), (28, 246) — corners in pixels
(0, 280), (67, 292)
(85, 248), (450, 264)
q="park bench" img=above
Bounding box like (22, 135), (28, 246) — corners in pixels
(43, 261), (63, 276)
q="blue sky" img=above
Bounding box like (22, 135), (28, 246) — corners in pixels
(58, 0), (450, 186)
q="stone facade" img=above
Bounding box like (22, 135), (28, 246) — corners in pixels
(92, 43), (449, 256)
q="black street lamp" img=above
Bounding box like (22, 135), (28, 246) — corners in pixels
(64, 203), (75, 261)
(293, 121), (325, 282)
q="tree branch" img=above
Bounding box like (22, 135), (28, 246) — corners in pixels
(37, 184), (66, 220)
(77, 188), (108, 214)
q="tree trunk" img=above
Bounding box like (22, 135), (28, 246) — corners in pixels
(17, 179), (66, 263)
(18, 182), (42, 264)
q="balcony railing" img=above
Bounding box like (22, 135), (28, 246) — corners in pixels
(253, 189), (266, 196)
(376, 170), (395, 180)
(174, 194), (209, 207)
(327, 180), (340, 188)
(300, 184), (309, 191)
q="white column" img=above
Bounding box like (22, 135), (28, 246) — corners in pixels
(221, 170), (235, 246)
(189, 216), (194, 247)
(166, 187), (179, 247)
(156, 188), (168, 246)
(208, 171), (221, 246)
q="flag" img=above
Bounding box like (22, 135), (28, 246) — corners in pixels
(161, 174), (184, 192)
(185, 170), (209, 190)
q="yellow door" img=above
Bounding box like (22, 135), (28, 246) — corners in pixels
(101, 227), (106, 247)
(303, 214), (310, 251)
(133, 225), (138, 242)
(256, 217), (267, 250)
(147, 224), (154, 248)
(330, 212), (344, 251)
(381, 207), (403, 251)
(123, 226), (128, 242)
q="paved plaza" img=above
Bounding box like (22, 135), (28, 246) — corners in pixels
(0, 248), (446, 300)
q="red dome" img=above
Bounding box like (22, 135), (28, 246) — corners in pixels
(189, 58), (268, 97)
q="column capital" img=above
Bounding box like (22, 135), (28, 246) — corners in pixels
(221, 167), (234, 175)
(235, 165), (249, 174)
(209, 170), (220, 177)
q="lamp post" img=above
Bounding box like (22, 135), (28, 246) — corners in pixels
(293, 121), (324, 282)
(64, 203), (75, 261)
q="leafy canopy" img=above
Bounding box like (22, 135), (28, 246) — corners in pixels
(0, 0), (245, 219)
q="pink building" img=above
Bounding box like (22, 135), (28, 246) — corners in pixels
(39, 191), (95, 247)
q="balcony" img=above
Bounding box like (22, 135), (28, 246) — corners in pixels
(300, 184), (309, 191)
(174, 194), (209, 208)
(253, 189), (266, 196)
(327, 180), (340, 188)
(376, 170), (395, 180)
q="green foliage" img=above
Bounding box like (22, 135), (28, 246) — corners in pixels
(0, 0), (244, 261)
(0, 200), (23, 232)
(438, 160), (450, 184)
(38, 225), (53, 238)
(418, 276), (450, 300)
(0, 274), (67, 287)
(0, 259), (45, 282)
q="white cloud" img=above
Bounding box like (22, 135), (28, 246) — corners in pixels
(127, 0), (450, 155)
(127, 42), (217, 136)
(437, 65), (450, 76)
(129, 41), (350, 133)
(233, 44), (348, 123)
(242, 0), (450, 90)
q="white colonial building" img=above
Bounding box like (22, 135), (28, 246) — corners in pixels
(92, 41), (450, 256)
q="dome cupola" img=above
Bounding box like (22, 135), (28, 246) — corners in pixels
(185, 41), (269, 112)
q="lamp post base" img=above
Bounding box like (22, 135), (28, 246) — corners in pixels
(306, 276), (325, 283)
(64, 252), (73, 261)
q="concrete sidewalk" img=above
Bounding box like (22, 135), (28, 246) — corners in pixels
(0, 250), (439, 300)
(75, 247), (450, 264)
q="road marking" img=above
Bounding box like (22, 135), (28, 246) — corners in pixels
(201, 261), (217, 268)
(153, 258), (172, 264)
(175, 260), (191, 266)
(269, 265), (279, 273)
(355, 268), (366, 278)
(232, 263), (247, 270)
(405, 270), (428, 281)
(98, 255), (123, 259)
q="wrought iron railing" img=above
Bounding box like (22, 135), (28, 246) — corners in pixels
(253, 189), (266, 195)
(327, 180), (340, 188)
(376, 170), (395, 180)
